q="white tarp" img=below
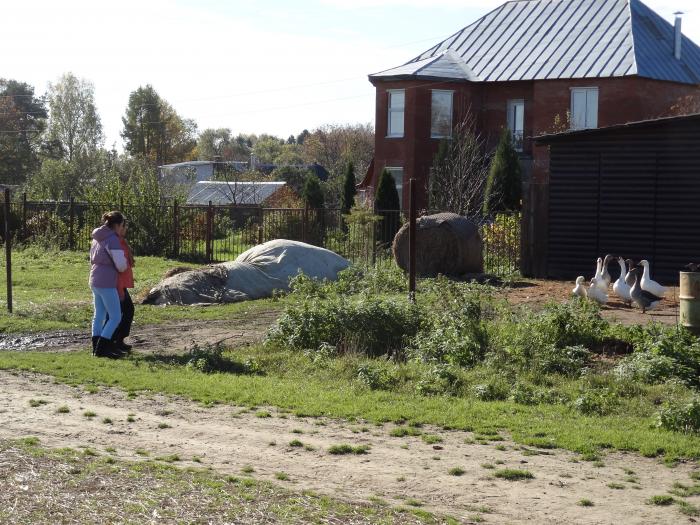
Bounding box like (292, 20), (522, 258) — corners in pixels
(143, 239), (350, 305)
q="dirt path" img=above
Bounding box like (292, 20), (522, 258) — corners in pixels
(1, 371), (697, 524)
(0, 309), (281, 354)
(504, 280), (681, 326)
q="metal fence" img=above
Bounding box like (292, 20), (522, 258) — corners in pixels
(0, 197), (520, 274)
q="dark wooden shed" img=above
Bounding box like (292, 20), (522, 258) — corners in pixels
(535, 114), (700, 285)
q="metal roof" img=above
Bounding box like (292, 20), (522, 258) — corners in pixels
(186, 181), (286, 206)
(370, 0), (700, 84)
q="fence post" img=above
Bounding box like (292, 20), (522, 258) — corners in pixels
(257, 225), (263, 245)
(302, 205), (308, 244)
(68, 196), (75, 250)
(370, 186), (377, 266)
(408, 179), (417, 303)
(21, 192), (27, 241)
(173, 199), (180, 258)
(206, 201), (213, 263)
(4, 188), (12, 313)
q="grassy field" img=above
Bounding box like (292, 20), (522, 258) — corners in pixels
(0, 438), (449, 524)
(0, 246), (278, 333)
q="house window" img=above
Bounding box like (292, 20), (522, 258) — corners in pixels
(387, 90), (405, 138)
(570, 87), (598, 130)
(385, 167), (404, 209)
(507, 99), (525, 151)
(431, 90), (453, 138)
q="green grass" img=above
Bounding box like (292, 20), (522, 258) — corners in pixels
(647, 495), (675, 506)
(288, 440), (304, 448)
(0, 248), (280, 334)
(421, 434), (443, 445)
(389, 426), (422, 438)
(448, 467), (465, 476)
(55, 405), (70, 414)
(275, 472), (290, 481)
(494, 469), (534, 481)
(328, 444), (370, 455)
(28, 399), (48, 407)
(577, 499), (594, 507)
(3, 348), (700, 460)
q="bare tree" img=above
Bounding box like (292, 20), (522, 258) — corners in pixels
(428, 112), (492, 216)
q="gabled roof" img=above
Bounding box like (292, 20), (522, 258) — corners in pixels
(370, 0), (700, 85)
(187, 181), (286, 206)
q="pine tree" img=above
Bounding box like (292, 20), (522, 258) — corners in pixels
(374, 168), (400, 211)
(302, 174), (324, 209)
(340, 161), (357, 214)
(374, 168), (401, 244)
(483, 129), (522, 215)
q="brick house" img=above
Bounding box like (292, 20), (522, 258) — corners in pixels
(360, 0), (700, 210)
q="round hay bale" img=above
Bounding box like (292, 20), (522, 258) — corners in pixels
(392, 212), (483, 276)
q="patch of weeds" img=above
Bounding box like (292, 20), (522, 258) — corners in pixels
(577, 499), (594, 507)
(494, 469), (534, 481)
(469, 516), (485, 524)
(448, 467), (465, 476)
(400, 444), (409, 450)
(328, 444), (370, 455)
(291, 428), (304, 434)
(28, 399), (48, 407)
(126, 415), (136, 423)
(397, 475), (406, 482)
(421, 434), (443, 445)
(155, 454), (180, 463)
(256, 411), (271, 418)
(405, 498), (423, 507)
(275, 472), (290, 481)
(19, 437), (40, 446)
(432, 455), (441, 461)
(155, 410), (172, 416)
(135, 449), (149, 456)
(607, 482), (625, 490)
(495, 460), (505, 465)
(690, 471), (700, 481)
(670, 482), (700, 497)
(83, 410), (96, 419)
(157, 422), (171, 429)
(304, 445), (315, 451)
(625, 476), (639, 484)
(289, 439), (304, 448)
(55, 405), (70, 414)
(623, 468), (636, 475)
(85, 385), (99, 394)
(678, 500), (700, 516)
(192, 456), (202, 463)
(647, 495), (674, 506)
(241, 465), (255, 473)
(495, 444), (507, 451)
(102, 417), (113, 425)
(464, 438), (476, 445)
(390, 427), (422, 438)
(105, 447), (116, 453)
(82, 448), (98, 457)
(581, 453), (600, 462)
(592, 460), (605, 468)
(481, 463), (495, 470)
(369, 496), (388, 506)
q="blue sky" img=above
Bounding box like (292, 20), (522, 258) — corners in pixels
(2, 0), (698, 150)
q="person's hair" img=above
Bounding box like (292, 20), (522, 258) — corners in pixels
(102, 211), (126, 228)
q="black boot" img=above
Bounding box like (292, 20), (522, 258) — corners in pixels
(115, 339), (132, 353)
(94, 337), (122, 359)
(91, 336), (100, 355)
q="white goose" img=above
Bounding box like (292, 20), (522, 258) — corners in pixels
(587, 277), (608, 305)
(572, 276), (587, 298)
(612, 257), (632, 305)
(592, 258), (604, 289)
(639, 260), (668, 299)
(600, 254), (614, 289)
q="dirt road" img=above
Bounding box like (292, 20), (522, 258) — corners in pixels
(1, 370), (697, 524)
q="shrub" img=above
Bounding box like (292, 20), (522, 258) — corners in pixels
(473, 380), (509, 401)
(627, 326), (700, 387)
(572, 388), (617, 416)
(415, 364), (464, 396)
(614, 352), (677, 385)
(535, 345), (591, 377)
(657, 397), (700, 433)
(267, 296), (422, 358)
(355, 362), (397, 390)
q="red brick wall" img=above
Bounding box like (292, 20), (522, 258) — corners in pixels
(369, 76), (700, 202)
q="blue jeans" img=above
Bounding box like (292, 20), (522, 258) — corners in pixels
(91, 287), (122, 339)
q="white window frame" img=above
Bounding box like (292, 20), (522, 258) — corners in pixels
(430, 89), (454, 139)
(387, 89), (405, 138)
(384, 166), (404, 209)
(507, 99), (525, 152)
(570, 87), (599, 130)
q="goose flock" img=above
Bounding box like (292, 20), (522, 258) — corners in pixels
(572, 255), (668, 313)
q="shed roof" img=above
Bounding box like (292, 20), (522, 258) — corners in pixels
(370, 0), (700, 85)
(186, 181), (286, 206)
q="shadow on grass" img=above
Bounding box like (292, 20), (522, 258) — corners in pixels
(134, 343), (264, 376)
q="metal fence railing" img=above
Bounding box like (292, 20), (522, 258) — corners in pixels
(0, 197), (520, 274)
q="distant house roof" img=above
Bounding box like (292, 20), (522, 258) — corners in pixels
(186, 181), (286, 206)
(252, 161), (330, 181)
(370, 0), (700, 85)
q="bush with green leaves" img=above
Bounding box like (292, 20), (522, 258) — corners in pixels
(415, 364), (464, 396)
(614, 352), (678, 385)
(627, 326), (700, 387)
(572, 388), (618, 416)
(657, 397), (700, 433)
(267, 296), (422, 358)
(355, 362), (397, 391)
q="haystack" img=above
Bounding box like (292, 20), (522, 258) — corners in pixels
(392, 212), (483, 276)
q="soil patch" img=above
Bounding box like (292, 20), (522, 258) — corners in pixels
(1, 371), (698, 524)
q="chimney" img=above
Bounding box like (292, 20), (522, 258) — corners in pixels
(675, 12), (684, 60)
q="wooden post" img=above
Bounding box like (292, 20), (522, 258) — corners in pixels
(4, 189), (12, 313)
(173, 199), (180, 258)
(302, 205), (308, 244)
(257, 225), (263, 245)
(206, 201), (213, 263)
(408, 178), (417, 303)
(68, 196), (75, 250)
(21, 192), (27, 241)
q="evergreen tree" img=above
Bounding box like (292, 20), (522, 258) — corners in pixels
(483, 129), (522, 215)
(374, 168), (400, 211)
(302, 174), (324, 208)
(340, 161), (357, 214)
